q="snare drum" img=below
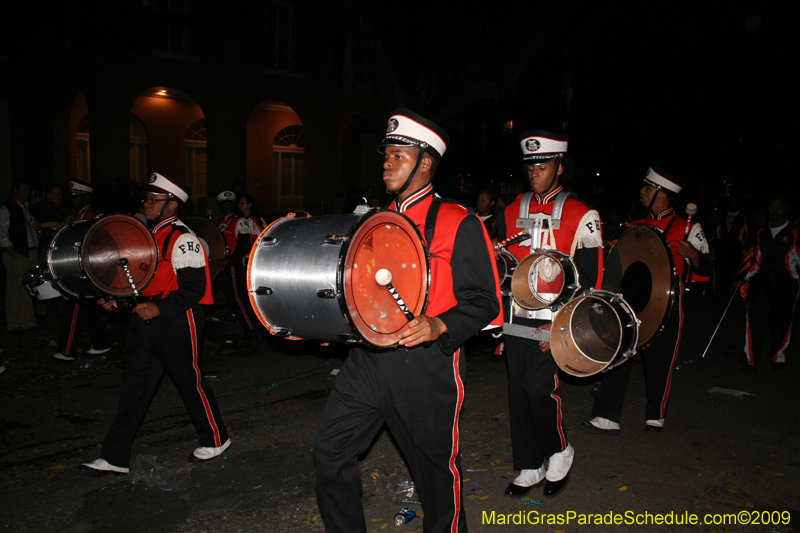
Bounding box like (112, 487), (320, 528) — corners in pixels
(511, 250), (580, 311)
(23, 265), (62, 300)
(248, 209), (430, 348)
(47, 214), (158, 298)
(496, 249), (518, 286)
(550, 289), (639, 377)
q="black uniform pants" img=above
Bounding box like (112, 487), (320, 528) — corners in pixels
(745, 275), (799, 365)
(58, 299), (109, 357)
(100, 305), (228, 468)
(593, 289), (683, 423)
(314, 345), (467, 533)
(220, 263), (256, 335)
(505, 335), (568, 471)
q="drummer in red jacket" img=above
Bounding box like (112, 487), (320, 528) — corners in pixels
(581, 166), (710, 435)
(493, 131), (604, 499)
(81, 169), (230, 474)
(313, 108), (502, 533)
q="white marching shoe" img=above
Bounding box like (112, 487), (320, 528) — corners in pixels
(188, 438), (231, 463)
(79, 458), (129, 475)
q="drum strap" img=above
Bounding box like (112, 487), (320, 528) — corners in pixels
(518, 191), (575, 230)
(161, 227), (181, 260)
(424, 198), (441, 258)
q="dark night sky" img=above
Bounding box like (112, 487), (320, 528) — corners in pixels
(2, 1), (794, 208)
(381, 1), (795, 204)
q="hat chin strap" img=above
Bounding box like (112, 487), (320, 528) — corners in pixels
(156, 195), (175, 224)
(392, 146), (426, 198)
(645, 187), (660, 218)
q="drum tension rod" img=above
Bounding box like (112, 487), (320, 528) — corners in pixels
(324, 234), (349, 245)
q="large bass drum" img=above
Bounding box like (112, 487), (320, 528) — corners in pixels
(47, 215), (158, 298)
(602, 224), (677, 348)
(248, 209), (430, 348)
(550, 289), (639, 377)
(185, 216), (227, 280)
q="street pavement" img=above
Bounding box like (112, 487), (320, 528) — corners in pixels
(1, 293), (798, 532)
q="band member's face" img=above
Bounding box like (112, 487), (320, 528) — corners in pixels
(476, 193), (494, 216)
(639, 185), (657, 208)
(382, 146), (420, 193)
(142, 194), (171, 221)
(220, 200), (235, 214)
(238, 197), (251, 215)
(69, 193), (88, 209)
(526, 160), (562, 195)
(769, 198), (788, 222)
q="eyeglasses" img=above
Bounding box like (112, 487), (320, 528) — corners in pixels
(141, 197), (169, 206)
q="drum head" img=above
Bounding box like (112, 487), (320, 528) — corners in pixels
(185, 216), (226, 280)
(343, 211), (430, 347)
(81, 215), (158, 297)
(603, 224), (676, 348)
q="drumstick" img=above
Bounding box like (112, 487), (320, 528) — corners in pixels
(120, 258), (151, 325)
(375, 268), (415, 322)
(495, 230), (528, 249)
(684, 203), (697, 239)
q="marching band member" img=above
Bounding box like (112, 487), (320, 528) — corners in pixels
(742, 193), (798, 372)
(582, 166), (710, 435)
(494, 131), (603, 498)
(52, 180), (110, 361)
(215, 189), (257, 340)
(81, 169), (229, 474)
(313, 109), (502, 533)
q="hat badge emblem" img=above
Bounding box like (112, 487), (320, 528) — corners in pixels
(149, 173), (158, 184)
(387, 118), (399, 134)
(526, 139), (541, 152)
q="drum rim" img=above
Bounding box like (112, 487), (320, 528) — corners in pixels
(246, 214), (304, 339)
(340, 209), (431, 349)
(602, 223), (677, 348)
(46, 219), (93, 298)
(511, 249), (580, 311)
(81, 214), (158, 298)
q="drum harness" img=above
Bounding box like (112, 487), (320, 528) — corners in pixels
(501, 191), (578, 343)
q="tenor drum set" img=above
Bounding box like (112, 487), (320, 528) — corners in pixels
(500, 222), (676, 377)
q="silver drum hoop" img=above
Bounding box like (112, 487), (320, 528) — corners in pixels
(47, 220), (97, 298)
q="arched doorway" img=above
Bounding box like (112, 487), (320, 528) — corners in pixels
(130, 114), (150, 183)
(246, 100), (304, 215)
(130, 86), (204, 198)
(273, 125), (304, 208)
(185, 118), (207, 197)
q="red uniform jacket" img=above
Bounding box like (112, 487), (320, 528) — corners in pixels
(390, 184), (502, 352)
(143, 216), (213, 321)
